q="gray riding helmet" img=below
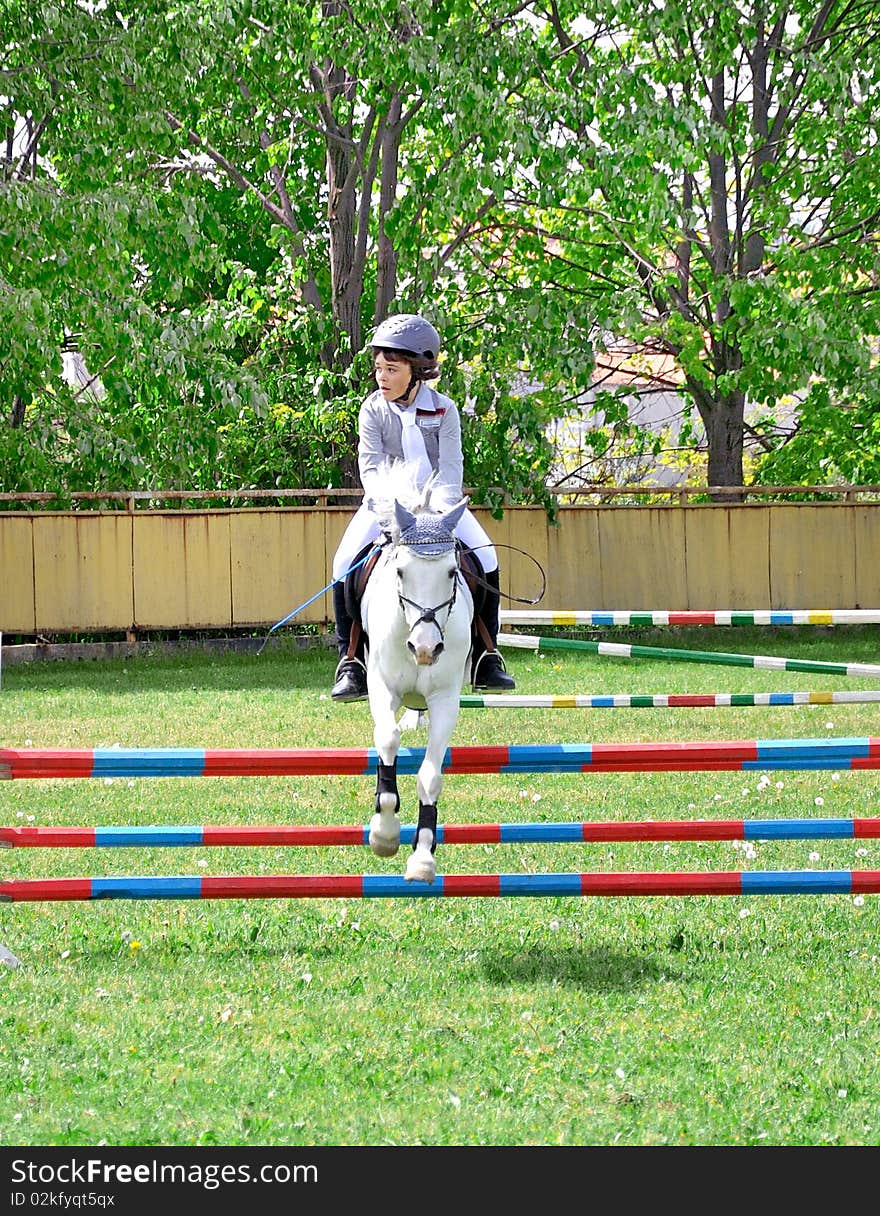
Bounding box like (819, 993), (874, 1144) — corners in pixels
(370, 314), (441, 360)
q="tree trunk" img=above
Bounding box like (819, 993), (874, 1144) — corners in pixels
(689, 378), (746, 500)
(374, 94), (402, 324)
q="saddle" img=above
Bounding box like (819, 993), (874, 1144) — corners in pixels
(343, 541), (492, 661)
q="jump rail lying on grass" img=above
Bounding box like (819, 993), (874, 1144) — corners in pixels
(460, 691), (880, 709)
(3, 738), (880, 777)
(4, 871), (880, 901)
(5, 817), (880, 848)
(497, 633), (880, 679)
(500, 610), (880, 627)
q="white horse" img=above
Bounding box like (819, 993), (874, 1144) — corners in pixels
(359, 483), (474, 884)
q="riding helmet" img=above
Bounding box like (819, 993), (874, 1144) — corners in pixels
(370, 314), (441, 361)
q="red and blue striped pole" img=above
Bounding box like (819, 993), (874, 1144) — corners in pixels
(3, 870), (879, 902)
(4, 817), (880, 849)
(3, 737), (880, 778)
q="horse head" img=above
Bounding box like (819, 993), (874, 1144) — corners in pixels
(392, 497), (469, 666)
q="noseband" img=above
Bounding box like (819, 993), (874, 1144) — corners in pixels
(397, 572), (460, 639)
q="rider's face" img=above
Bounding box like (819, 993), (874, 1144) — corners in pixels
(374, 352), (415, 402)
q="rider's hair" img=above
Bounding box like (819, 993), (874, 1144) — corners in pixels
(372, 347), (439, 384)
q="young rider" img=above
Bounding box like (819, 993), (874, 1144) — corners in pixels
(330, 312), (515, 702)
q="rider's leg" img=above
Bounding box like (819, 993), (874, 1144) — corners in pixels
(471, 567), (515, 691)
(330, 581), (367, 702)
(330, 507), (378, 703)
(453, 509), (515, 692)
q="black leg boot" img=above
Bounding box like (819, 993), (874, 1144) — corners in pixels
(330, 580), (368, 701)
(471, 568), (515, 690)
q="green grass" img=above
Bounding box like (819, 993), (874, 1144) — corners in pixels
(2, 628), (880, 1146)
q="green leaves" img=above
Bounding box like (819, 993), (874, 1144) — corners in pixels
(2, 0), (879, 501)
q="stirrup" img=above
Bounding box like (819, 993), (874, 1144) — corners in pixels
(331, 657), (368, 702)
(472, 649), (515, 691)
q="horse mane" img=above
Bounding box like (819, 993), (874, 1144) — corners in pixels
(366, 462), (452, 543)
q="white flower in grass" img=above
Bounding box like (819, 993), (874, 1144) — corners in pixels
(832, 773), (840, 782)
(743, 845), (757, 861)
(448, 1093), (461, 1108)
(615, 1068), (626, 1080)
(713, 793), (723, 802)
(776, 781), (784, 790)
(549, 919), (560, 932)
(24, 739), (32, 747)
(531, 793), (542, 803)
(815, 797), (824, 807)
(688, 803), (696, 811)
(838, 1089), (848, 1098)
(300, 972), (312, 985)
(739, 907), (752, 919)
(856, 848), (868, 858)
(826, 722), (834, 731)
(742, 787), (750, 797)
(853, 896), (865, 907)
(809, 851), (821, 863)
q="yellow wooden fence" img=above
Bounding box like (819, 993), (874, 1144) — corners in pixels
(1, 502), (879, 634)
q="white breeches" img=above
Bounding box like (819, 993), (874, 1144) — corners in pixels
(332, 503), (498, 581)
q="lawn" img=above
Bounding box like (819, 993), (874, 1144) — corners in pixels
(2, 628), (880, 1146)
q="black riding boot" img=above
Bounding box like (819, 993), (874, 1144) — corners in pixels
(472, 568), (515, 691)
(330, 580), (367, 702)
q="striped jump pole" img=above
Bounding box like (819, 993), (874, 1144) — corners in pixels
(3, 870), (880, 902)
(5, 816), (880, 849)
(460, 690), (880, 710)
(497, 633), (880, 679)
(3, 737), (880, 777)
(500, 610), (880, 627)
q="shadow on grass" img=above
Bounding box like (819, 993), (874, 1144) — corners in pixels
(479, 944), (676, 991)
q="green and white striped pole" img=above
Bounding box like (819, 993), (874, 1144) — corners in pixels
(497, 633), (880, 679)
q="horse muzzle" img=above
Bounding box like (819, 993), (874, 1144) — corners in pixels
(407, 637), (445, 666)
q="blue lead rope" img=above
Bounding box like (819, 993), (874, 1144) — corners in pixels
(256, 544), (384, 656)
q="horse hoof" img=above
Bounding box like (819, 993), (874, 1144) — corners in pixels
(369, 812), (400, 858)
(405, 852), (436, 884)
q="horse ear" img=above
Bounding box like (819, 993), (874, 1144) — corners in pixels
(394, 500), (417, 533)
(440, 497), (469, 533)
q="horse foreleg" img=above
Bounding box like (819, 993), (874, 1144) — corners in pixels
(369, 700), (402, 858)
(369, 760), (401, 857)
(405, 800), (437, 884)
(405, 697), (459, 885)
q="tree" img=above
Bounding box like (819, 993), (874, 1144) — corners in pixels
(3, 1), (878, 506)
(473, 0), (880, 498)
(1, 0), (563, 509)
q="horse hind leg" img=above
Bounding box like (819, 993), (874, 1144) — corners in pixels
(369, 760), (401, 857)
(405, 800), (437, 884)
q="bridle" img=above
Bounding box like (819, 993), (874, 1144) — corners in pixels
(393, 535), (463, 650)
